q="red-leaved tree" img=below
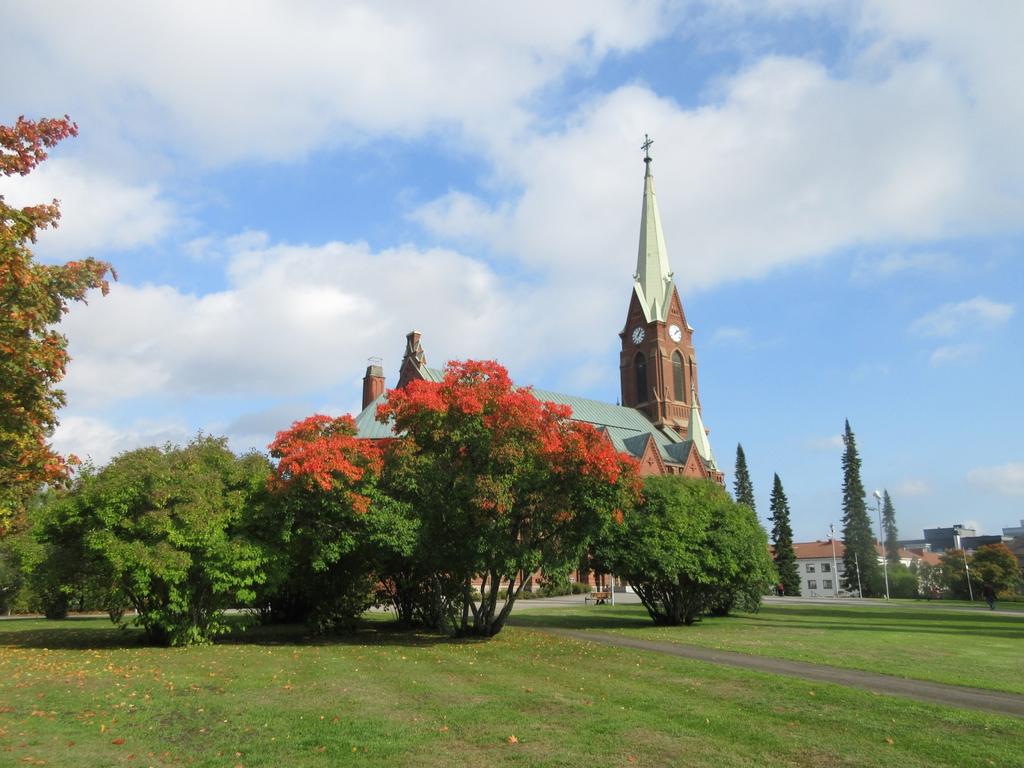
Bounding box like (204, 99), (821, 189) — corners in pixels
(267, 414), (417, 630)
(1, 116), (114, 532)
(379, 359), (639, 637)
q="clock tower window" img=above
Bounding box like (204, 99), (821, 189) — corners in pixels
(672, 351), (685, 401)
(634, 352), (648, 403)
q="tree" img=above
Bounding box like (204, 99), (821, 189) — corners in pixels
(733, 443), (755, 513)
(885, 563), (918, 599)
(1, 116), (114, 532)
(881, 489), (900, 567)
(913, 561), (942, 598)
(31, 436), (271, 645)
(597, 476), (774, 625)
(839, 420), (880, 596)
(969, 543), (1020, 596)
(379, 360), (639, 637)
(938, 549), (973, 600)
(266, 414), (417, 631)
(768, 473), (800, 596)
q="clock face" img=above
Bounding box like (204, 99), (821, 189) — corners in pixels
(631, 326), (646, 344)
(669, 324), (682, 342)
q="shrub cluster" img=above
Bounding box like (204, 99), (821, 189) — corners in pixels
(2, 361), (786, 643)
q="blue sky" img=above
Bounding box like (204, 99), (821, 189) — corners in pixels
(2, 1), (1021, 541)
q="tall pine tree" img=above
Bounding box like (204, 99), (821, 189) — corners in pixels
(840, 420), (880, 596)
(733, 444), (755, 513)
(769, 473), (800, 596)
(882, 489), (900, 567)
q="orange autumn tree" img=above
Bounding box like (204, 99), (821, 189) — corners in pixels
(267, 414), (416, 630)
(0, 116), (114, 532)
(379, 360), (639, 637)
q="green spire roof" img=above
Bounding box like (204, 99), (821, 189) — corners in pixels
(687, 384), (718, 471)
(633, 155), (674, 323)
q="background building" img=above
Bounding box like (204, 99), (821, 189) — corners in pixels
(789, 540), (940, 597)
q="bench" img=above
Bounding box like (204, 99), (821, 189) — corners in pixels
(585, 591), (611, 605)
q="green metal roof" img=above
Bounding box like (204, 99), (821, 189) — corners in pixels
(634, 158), (674, 323)
(353, 377), (690, 467)
(352, 393), (394, 439)
(421, 366), (445, 382)
(528, 388), (685, 466)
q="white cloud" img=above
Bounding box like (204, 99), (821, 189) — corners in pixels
(891, 479), (930, 498)
(2, 1), (669, 164)
(58, 232), (596, 411)
(0, 159), (175, 259)
(851, 251), (957, 282)
(411, 193), (511, 244)
(52, 415), (191, 467)
(928, 343), (979, 367)
(967, 462), (1024, 498)
(6, 2), (1024, 296)
(911, 297), (1015, 337)
(415, 35), (1024, 291)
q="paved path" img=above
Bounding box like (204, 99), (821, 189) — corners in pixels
(534, 626), (1024, 718)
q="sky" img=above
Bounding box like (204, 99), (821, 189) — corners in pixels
(1, 1), (1022, 542)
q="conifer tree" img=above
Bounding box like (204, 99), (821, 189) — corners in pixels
(733, 444), (755, 513)
(768, 473), (800, 596)
(881, 490), (900, 567)
(839, 420), (880, 596)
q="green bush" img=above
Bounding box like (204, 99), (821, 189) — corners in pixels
(886, 564), (918, 599)
(31, 436), (273, 645)
(596, 477), (774, 626)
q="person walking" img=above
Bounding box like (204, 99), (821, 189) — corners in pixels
(982, 582), (997, 611)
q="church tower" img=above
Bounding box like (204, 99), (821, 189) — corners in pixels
(619, 138), (701, 440)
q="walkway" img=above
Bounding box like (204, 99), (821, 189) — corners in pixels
(535, 626), (1024, 718)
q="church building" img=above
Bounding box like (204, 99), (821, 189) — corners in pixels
(355, 142), (723, 485)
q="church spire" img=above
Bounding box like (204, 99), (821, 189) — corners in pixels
(633, 135), (674, 323)
(687, 384), (718, 471)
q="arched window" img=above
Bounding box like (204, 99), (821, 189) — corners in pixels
(634, 352), (648, 403)
(672, 351), (685, 401)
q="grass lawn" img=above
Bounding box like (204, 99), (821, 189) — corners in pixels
(511, 601), (1024, 694)
(1, 617), (1022, 767)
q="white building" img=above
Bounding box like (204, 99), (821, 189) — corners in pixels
(789, 540), (941, 598)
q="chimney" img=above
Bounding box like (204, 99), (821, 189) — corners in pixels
(362, 357), (385, 410)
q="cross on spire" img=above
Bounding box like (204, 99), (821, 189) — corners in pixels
(641, 133), (654, 163)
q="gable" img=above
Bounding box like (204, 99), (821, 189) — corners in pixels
(637, 433), (667, 476)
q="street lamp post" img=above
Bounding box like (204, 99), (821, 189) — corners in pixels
(829, 524), (841, 598)
(873, 490), (891, 600)
(961, 547), (974, 602)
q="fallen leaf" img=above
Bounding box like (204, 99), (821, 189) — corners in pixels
(439, 726), (449, 733)
(627, 756), (637, 763)
(885, 737), (894, 746)
(111, 738), (125, 746)
(507, 735), (518, 745)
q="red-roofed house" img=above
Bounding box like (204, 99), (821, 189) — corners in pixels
(786, 540), (940, 597)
